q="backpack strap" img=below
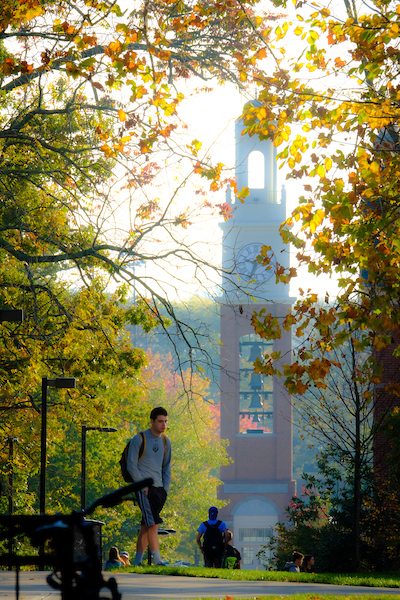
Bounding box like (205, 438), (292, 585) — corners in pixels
(160, 433), (167, 457)
(203, 520), (220, 530)
(138, 432), (166, 461)
(138, 432), (146, 462)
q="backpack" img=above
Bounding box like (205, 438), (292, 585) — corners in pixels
(202, 520), (224, 555)
(119, 432), (167, 483)
(222, 545), (240, 569)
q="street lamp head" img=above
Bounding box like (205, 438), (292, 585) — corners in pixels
(0, 309), (24, 322)
(158, 528), (177, 536)
(46, 378), (77, 389)
(97, 427), (118, 433)
(83, 426), (117, 433)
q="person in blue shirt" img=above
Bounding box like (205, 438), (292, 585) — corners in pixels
(196, 507), (228, 568)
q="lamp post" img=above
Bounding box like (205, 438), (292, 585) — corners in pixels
(6, 437), (18, 515)
(1, 309), (23, 569)
(39, 377), (76, 570)
(147, 528), (176, 565)
(6, 436), (18, 569)
(40, 377), (76, 515)
(2, 309), (23, 511)
(81, 426), (117, 510)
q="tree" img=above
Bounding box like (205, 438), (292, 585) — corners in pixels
(0, 0), (280, 514)
(253, 311), (378, 569)
(23, 351), (228, 563)
(258, 466), (371, 573)
(296, 330), (375, 569)
(234, 0), (400, 570)
(245, 0), (400, 397)
(128, 295), (221, 397)
(0, 0), (285, 460)
(0, 283), (149, 521)
(0, 0), (278, 356)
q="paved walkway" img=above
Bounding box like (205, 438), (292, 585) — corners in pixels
(2, 571), (400, 600)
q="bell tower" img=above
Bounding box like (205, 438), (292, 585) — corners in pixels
(218, 103), (296, 569)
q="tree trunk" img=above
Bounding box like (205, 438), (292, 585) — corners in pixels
(352, 337), (361, 571)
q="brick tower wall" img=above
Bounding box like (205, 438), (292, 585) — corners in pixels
(374, 337), (400, 478)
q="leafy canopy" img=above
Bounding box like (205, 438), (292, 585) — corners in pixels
(248, 0), (400, 424)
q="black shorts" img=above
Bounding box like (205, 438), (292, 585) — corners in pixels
(204, 551), (223, 568)
(136, 485), (167, 527)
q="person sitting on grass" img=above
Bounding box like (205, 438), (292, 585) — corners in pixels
(302, 554), (315, 573)
(104, 547), (123, 570)
(120, 551), (131, 566)
(284, 551), (304, 573)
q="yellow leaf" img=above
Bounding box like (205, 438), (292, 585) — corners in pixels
(118, 109), (127, 121)
(369, 161), (380, 174)
(363, 188), (374, 198)
(325, 157), (332, 171)
(257, 107), (267, 120)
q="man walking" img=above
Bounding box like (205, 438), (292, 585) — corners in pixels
(127, 407), (171, 566)
(196, 507), (228, 568)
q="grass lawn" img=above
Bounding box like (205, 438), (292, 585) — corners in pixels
(122, 565), (400, 589)
(151, 597), (400, 600)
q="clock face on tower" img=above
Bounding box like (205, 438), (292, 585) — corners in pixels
(236, 243), (276, 283)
